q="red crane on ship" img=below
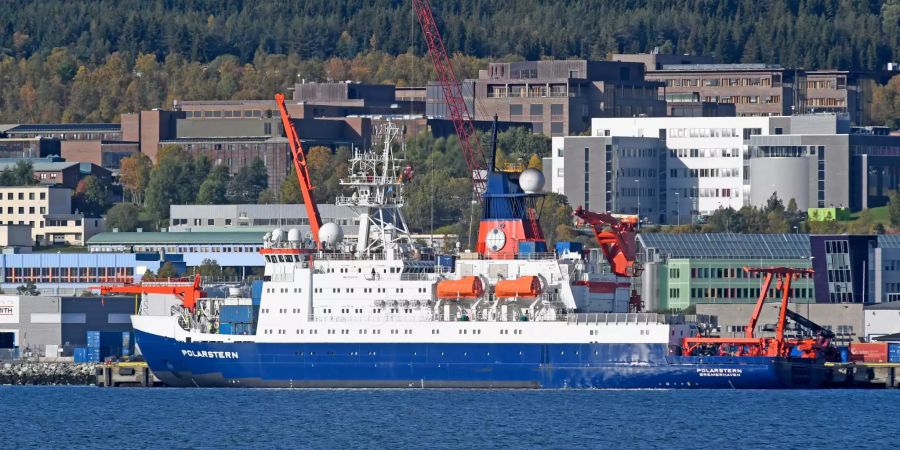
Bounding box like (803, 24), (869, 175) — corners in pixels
(682, 267), (836, 360)
(413, 0), (488, 196)
(92, 273), (205, 311)
(572, 206), (643, 312)
(275, 92), (324, 249)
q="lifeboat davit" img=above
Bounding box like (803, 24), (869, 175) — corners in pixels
(436, 276), (485, 299)
(494, 275), (542, 299)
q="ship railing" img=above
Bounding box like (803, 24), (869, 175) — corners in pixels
(312, 314), (433, 323)
(399, 273), (441, 281)
(517, 251), (558, 260)
(316, 252), (388, 261)
(565, 313), (686, 325)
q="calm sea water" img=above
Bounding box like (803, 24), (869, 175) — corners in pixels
(1, 387), (898, 449)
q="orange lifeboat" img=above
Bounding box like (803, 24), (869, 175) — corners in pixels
(495, 276), (542, 299)
(436, 276), (485, 299)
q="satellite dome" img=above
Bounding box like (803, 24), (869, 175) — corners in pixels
(271, 228), (284, 242)
(319, 222), (344, 246)
(287, 228), (301, 243)
(263, 231), (272, 242)
(518, 168), (545, 194)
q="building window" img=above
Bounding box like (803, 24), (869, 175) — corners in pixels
(532, 123), (543, 134)
(550, 122), (564, 136)
(529, 104), (543, 117)
(509, 104), (523, 116)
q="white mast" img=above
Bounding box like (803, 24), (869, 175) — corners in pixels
(337, 121), (411, 258)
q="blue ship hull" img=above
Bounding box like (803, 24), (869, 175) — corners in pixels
(135, 330), (828, 389)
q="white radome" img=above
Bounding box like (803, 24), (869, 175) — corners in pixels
(271, 228), (284, 242)
(519, 168), (545, 194)
(287, 228), (301, 243)
(319, 222), (343, 246)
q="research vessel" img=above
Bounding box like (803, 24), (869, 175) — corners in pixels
(132, 98), (832, 389)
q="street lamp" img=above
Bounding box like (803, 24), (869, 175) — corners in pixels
(634, 179), (640, 228)
(674, 192), (681, 226)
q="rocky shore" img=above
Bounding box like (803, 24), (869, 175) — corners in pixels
(0, 362), (98, 385)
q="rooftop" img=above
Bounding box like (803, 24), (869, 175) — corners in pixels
(87, 231), (267, 246)
(5, 123), (120, 133)
(0, 160), (78, 172)
(637, 233), (811, 259)
(657, 63), (784, 71)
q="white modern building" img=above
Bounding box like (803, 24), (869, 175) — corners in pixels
(551, 114), (900, 224)
(864, 302), (900, 341)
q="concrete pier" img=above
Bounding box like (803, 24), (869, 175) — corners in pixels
(95, 362), (161, 387)
(826, 363), (900, 388)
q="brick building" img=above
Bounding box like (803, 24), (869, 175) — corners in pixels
(427, 60), (666, 137)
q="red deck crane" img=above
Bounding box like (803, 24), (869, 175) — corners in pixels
(681, 267), (834, 359)
(413, 0), (488, 195)
(92, 273), (205, 311)
(275, 93), (324, 249)
(572, 206), (640, 278)
(572, 205), (642, 312)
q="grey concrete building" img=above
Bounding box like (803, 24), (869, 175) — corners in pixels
(549, 135), (664, 221)
(697, 302), (864, 346)
(169, 203), (360, 232)
(0, 295), (135, 358)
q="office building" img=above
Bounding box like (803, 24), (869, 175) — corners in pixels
(168, 203), (360, 232)
(550, 114), (900, 224)
(0, 137), (61, 159)
(427, 60), (666, 137)
(637, 233), (814, 311)
(0, 186), (105, 245)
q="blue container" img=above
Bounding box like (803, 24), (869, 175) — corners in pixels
(233, 323), (255, 335)
(889, 343), (900, 363)
(86, 348), (102, 362)
(555, 241), (583, 255)
(87, 331), (101, 348)
(518, 241), (537, 254)
(251, 280), (264, 303)
(437, 255), (456, 270)
(219, 323), (233, 335)
(220, 305), (258, 323)
(73, 347), (88, 363)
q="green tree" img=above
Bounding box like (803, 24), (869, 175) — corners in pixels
(156, 262), (179, 279)
(105, 203), (141, 232)
(870, 75), (900, 128)
(196, 165), (230, 204)
(193, 259), (223, 277)
(144, 145), (197, 221)
(258, 188), (277, 204)
(226, 158), (268, 204)
(279, 167), (302, 203)
(0, 161), (36, 186)
(119, 153), (152, 205)
(889, 191), (900, 226)
(73, 175), (109, 216)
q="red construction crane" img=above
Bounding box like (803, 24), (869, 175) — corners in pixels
(681, 267), (835, 360)
(413, 0), (488, 195)
(275, 93), (324, 249)
(92, 273), (205, 311)
(572, 206), (640, 278)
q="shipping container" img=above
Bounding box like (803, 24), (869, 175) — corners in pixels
(849, 342), (889, 363)
(220, 305), (259, 323)
(251, 280), (264, 304)
(889, 343), (900, 363)
(219, 323), (233, 335)
(555, 241), (583, 255)
(437, 255), (456, 270)
(73, 347), (89, 363)
(0, 332), (14, 349)
(233, 323), (256, 335)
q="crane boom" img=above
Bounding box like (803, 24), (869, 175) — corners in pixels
(413, 0), (487, 195)
(572, 206), (640, 278)
(275, 93), (324, 249)
(91, 273), (205, 310)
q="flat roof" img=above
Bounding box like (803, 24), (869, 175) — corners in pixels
(0, 161), (78, 172)
(87, 231), (267, 246)
(6, 123), (120, 133)
(637, 233), (811, 259)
